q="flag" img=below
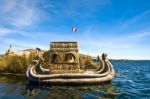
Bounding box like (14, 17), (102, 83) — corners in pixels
(72, 26), (77, 32)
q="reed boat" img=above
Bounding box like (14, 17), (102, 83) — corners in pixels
(26, 42), (115, 84)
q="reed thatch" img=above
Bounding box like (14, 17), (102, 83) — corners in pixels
(49, 42), (80, 73)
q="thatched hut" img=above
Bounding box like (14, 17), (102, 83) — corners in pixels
(48, 42), (80, 74)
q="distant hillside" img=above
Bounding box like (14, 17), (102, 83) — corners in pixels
(23, 48), (36, 51)
(80, 54), (93, 57)
(23, 48), (47, 52)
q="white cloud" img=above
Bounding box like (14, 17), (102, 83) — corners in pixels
(0, 0), (149, 59)
(0, 27), (31, 37)
(74, 26), (150, 59)
(0, 0), (43, 28)
(0, 27), (150, 59)
(0, 37), (48, 51)
(115, 9), (150, 30)
(0, 28), (12, 36)
(43, 0), (110, 20)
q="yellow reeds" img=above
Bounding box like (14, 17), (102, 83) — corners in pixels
(0, 53), (34, 74)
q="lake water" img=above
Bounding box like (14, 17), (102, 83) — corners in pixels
(0, 61), (150, 99)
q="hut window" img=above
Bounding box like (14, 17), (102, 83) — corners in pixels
(65, 53), (75, 63)
(51, 54), (61, 63)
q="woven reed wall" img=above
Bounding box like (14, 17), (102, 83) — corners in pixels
(49, 42), (80, 72)
(49, 64), (82, 74)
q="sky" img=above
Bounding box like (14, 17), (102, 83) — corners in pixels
(0, 0), (150, 59)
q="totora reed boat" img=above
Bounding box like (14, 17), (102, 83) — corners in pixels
(26, 42), (115, 84)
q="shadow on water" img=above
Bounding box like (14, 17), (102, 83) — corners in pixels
(0, 74), (121, 99)
(24, 82), (121, 99)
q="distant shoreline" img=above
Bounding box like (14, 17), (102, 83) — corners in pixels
(109, 59), (150, 61)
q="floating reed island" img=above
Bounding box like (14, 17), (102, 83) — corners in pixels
(26, 42), (115, 84)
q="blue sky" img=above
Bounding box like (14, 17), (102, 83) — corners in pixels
(0, 0), (150, 59)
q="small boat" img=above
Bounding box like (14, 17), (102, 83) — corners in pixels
(26, 42), (115, 84)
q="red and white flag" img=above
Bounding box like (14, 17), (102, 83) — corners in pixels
(72, 26), (77, 32)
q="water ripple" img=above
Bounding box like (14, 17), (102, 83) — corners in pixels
(0, 61), (150, 99)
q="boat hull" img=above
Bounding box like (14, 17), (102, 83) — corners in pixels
(26, 55), (115, 84)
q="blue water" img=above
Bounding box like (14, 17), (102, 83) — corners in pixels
(0, 61), (150, 99)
